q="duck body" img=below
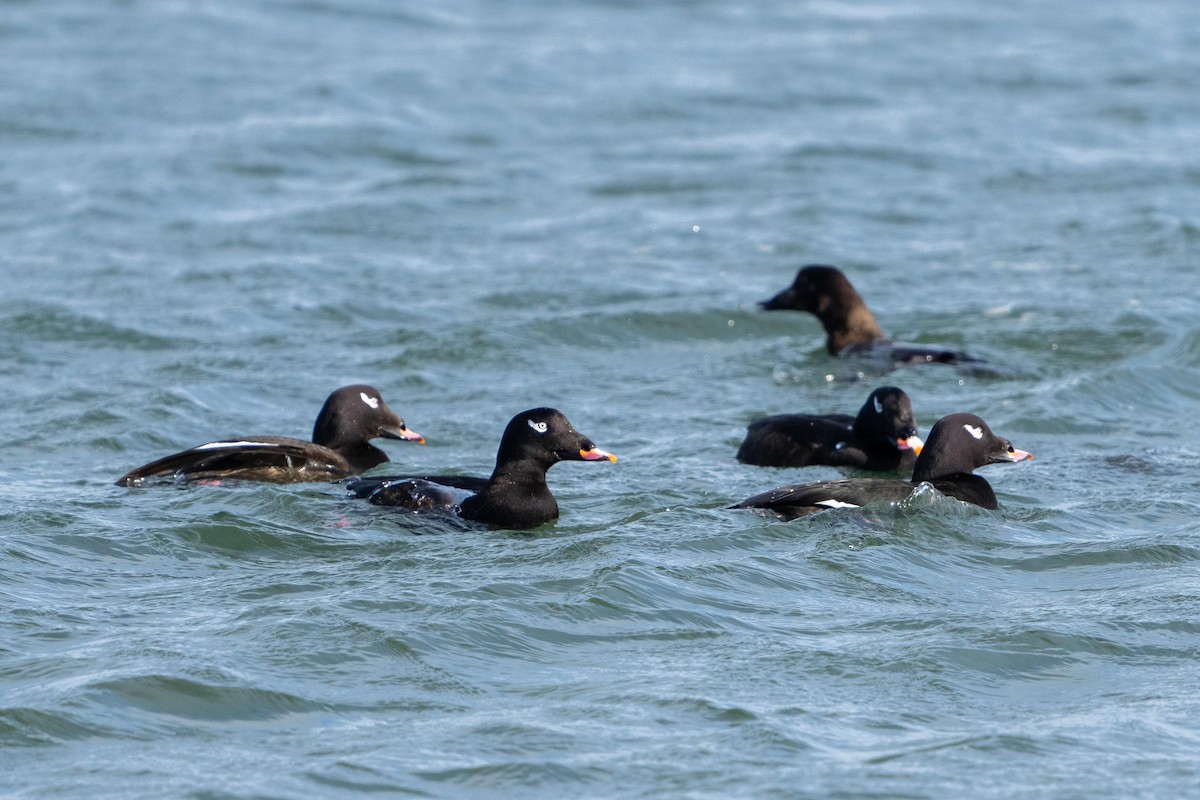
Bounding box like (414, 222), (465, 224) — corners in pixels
(732, 413), (1031, 519)
(116, 385), (423, 486)
(736, 386), (922, 470)
(117, 435), (379, 485)
(841, 340), (987, 370)
(346, 407), (616, 530)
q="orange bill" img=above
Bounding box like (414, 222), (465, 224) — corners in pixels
(580, 446), (617, 463)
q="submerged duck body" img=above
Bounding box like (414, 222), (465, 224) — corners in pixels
(736, 386), (923, 470)
(760, 264), (987, 369)
(732, 413), (1031, 519)
(115, 385), (423, 486)
(346, 407), (616, 530)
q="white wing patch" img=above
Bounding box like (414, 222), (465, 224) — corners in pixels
(816, 499), (860, 509)
(873, 396), (884, 414)
(360, 392), (380, 409)
(963, 424), (984, 440)
(528, 419), (548, 434)
(193, 441), (276, 451)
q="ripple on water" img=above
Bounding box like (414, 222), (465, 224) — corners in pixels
(90, 674), (331, 723)
(0, 302), (177, 351)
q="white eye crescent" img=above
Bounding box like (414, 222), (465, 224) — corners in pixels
(873, 396), (884, 414)
(528, 419), (548, 434)
(360, 393), (380, 409)
(963, 424), (983, 440)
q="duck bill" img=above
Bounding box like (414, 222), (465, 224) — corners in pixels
(1007, 448), (1033, 462)
(381, 425), (426, 444)
(579, 446), (617, 463)
(896, 434), (924, 454)
(759, 288), (795, 311)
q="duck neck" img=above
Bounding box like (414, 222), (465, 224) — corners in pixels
(826, 303), (886, 353)
(487, 456), (552, 491)
(339, 441), (389, 473)
(460, 458), (558, 529)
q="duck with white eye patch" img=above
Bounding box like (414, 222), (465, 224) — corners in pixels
(115, 385), (424, 486)
(759, 264), (990, 371)
(730, 413), (1031, 520)
(736, 386), (924, 470)
(345, 407), (616, 531)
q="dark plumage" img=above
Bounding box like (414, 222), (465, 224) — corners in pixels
(731, 413), (1031, 519)
(115, 385), (423, 486)
(736, 386), (923, 470)
(760, 264), (987, 368)
(345, 407), (616, 530)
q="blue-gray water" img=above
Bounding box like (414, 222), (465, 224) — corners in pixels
(3, 1), (1200, 797)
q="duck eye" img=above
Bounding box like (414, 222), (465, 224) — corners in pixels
(527, 419), (548, 434)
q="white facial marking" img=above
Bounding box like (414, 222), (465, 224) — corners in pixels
(964, 424), (984, 440)
(193, 441), (275, 451)
(873, 396), (884, 415)
(528, 419), (548, 434)
(816, 499), (860, 509)
(360, 393), (380, 409)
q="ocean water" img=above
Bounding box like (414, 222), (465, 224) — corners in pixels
(3, 1), (1200, 797)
